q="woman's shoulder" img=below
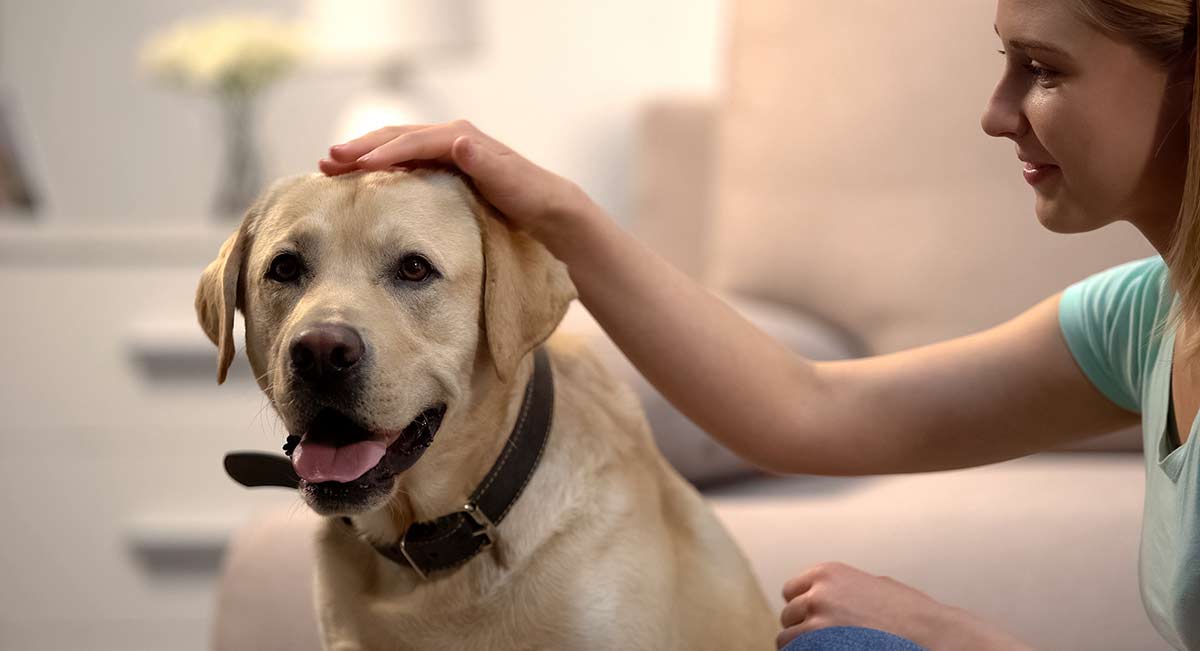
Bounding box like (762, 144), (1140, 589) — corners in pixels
(1080, 253), (1166, 285)
(1058, 254), (1170, 414)
(1064, 254), (1170, 315)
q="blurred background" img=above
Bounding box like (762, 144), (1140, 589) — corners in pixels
(0, 1), (1170, 649)
(0, 0), (725, 224)
(0, 1), (725, 649)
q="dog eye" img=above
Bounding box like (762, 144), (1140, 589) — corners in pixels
(397, 255), (434, 283)
(267, 253), (303, 283)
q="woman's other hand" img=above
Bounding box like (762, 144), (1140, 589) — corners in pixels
(778, 562), (1036, 651)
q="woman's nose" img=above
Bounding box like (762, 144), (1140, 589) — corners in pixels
(980, 79), (1025, 140)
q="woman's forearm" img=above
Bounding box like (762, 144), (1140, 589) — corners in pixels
(540, 198), (839, 474)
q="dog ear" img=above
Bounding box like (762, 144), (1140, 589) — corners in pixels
(195, 174), (307, 384)
(195, 217), (253, 385)
(473, 197), (577, 383)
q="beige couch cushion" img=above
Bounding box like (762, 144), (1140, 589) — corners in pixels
(708, 0), (1156, 356)
(212, 509), (321, 651)
(709, 452), (1166, 650)
(630, 96), (717, 281)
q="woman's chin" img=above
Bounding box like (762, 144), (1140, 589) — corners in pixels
(1033, 199), (1092, 234)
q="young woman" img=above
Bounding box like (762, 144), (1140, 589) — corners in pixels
(318, 1), (1199, 648)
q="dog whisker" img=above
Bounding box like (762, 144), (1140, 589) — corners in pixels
(250, 395), (275, 434)
(285, 497), (308, 522)
(247, 369), (276, 428)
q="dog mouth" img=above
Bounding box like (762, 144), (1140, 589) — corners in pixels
(288, 403), (446, 510)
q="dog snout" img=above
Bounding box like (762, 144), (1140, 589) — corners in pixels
(291, 324), (365, 386)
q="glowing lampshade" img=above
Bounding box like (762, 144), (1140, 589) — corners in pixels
(300, 0), (477, 68)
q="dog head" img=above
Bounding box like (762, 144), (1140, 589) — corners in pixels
(196, 170), (576, 515)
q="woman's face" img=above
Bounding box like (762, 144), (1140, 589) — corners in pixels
(981, 0), (1191, 241)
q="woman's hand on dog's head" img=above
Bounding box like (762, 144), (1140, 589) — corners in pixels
(320, 120), (596, 253)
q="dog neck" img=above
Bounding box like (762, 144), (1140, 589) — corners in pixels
(348, 348), (541, 550)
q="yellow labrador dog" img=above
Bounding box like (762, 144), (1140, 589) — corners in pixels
(196, 169), (776, 650)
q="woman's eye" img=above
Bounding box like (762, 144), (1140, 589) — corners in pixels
(397, 255), (434, 282)
(997, 51), (1058, 84)
(267, 253), (303, 282)
(1023, 62), (1058, 83)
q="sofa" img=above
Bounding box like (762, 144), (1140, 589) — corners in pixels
(212, 1), (1171, 649)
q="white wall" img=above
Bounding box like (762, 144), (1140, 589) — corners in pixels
(0, 0), (726, 225)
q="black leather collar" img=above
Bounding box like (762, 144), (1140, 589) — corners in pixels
(223, 346), (555, 580)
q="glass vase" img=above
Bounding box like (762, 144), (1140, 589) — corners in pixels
(213, 91), (262, 219)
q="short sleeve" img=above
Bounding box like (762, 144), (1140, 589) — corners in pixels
(1057, 255), (1170, 414)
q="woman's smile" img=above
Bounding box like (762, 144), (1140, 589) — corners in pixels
(1021, 160), (1060, 186)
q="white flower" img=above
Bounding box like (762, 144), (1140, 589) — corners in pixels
(139, 12), (305, 96)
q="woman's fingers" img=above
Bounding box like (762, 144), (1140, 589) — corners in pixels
(353, 126), (472, 171)
(779, 595), (809, 628)
(318, 157), (363, 176)
(781, 571), (816, 602)
(322, 121), (504, 178)
(328, 124), (432, 163)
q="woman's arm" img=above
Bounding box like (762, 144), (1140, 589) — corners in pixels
(546, 196), (1140, 475)
(323, 122), (1139, 476)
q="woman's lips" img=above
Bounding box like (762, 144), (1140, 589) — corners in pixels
(1022, 161), (1060, 186)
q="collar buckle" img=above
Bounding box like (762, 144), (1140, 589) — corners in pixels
(462, 501), (498, 550)
(397, 538), (429, 581)
(395, 502), (498, 582)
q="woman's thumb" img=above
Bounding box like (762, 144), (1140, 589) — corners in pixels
(452, 136), (489, 176)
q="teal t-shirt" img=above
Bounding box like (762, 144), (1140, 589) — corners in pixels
(1059, 254), (1200, 650)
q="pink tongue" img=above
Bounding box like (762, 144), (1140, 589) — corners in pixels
(292, 440), (387, 483)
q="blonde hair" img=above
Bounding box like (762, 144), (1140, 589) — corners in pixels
(1072, 0), (1200, 353)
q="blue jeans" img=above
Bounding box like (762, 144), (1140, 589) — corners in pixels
(782, 626), (928, 650)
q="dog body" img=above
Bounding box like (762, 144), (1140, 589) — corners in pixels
(197, 170), (776, 650)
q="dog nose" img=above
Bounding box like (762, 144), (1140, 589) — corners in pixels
(291, 324), (365, 384)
